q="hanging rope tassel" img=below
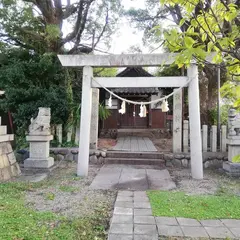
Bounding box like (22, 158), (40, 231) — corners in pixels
(108, 94), (112, 107)
(139, 103), (147, 118)
(161, 99), (169, 112)
(143, 105), (147, 117)
(119, 100), (126, 114)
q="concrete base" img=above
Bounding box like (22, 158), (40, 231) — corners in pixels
(24, 157), (54, 169)
(223, 161), (240, 177)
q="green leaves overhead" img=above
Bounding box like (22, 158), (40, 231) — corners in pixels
(184, 37), (195, 48)
(160, 0), (240, 76)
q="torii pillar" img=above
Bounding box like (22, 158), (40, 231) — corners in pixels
(188, 62), (203, 179)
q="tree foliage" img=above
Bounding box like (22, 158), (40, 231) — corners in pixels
(0, 0), (122, 53)
(160, 0), (240, 77)
(0, 49), (69, 134)
(126, 0), (238, 120)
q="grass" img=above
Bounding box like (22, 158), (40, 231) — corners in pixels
(59, 185), (79, 193)
(147, 191), (240, 220)
(0, 182), (109, 240)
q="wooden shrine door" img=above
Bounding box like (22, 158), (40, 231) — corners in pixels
(120, 103), (148, 128)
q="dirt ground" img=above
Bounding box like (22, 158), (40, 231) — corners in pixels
(98, 138), (117, 150)
(170, 168), (240, 196)
(152, 138), (173, 152)
(24, 162), (240, 217)
(25, 162), (116, 219)
(20, 161), (240, 240)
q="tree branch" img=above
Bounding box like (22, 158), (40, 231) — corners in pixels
(69, 0), (93, 53)
(63, 4), (79, 19)
(93, 7), (109, 49)
(61, 0), (85, 45)
(0, 33), (35, 50)
(53, 0), (63, 28)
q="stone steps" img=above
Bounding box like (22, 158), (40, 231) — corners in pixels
(105, 150), (165, 166)
(106, 151), (164, 159)
(104, 157), (165, 166)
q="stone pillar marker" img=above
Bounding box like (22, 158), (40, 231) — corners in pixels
(0, 117), (21, 181)
(173, 89), (183, 152)
(188, 63), (203, 179)
(221, 125), (227, 152)
(56, 124), (62, 146)
(90, 88), (99, 149)
(202, 125), (208, 152)
(183, 120), (189, 153)
(24, 108), (54, 169)
(211, 125), (217, 152)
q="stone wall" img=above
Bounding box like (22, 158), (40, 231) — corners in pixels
(18, 147), (227, 169)
(0, 138), (21, 181)
(49, 148), (107, 164)
(164, 152), (228, 169)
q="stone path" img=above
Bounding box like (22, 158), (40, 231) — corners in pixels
(108, 191), (240, 240)
(90, 164), (176, 190)
(112, 136), (157, 152)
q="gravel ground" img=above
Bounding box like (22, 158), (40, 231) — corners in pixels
(25, 161), (116, 218)
(169, 168), (240, 195)
(24, 161), (239, 218)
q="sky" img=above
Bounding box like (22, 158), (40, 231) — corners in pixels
(62, 0), (151, 54)
(62, 0), (168, 54)
(110, 0), (146, 54)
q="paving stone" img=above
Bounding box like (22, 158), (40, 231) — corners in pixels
(134, 216), (156, 225)
(134, 209), (152, 216)
(205, 227), (235, 238)
(108, 234), (133, 240)
(134, 202), (151, 209)
(134, 224), (157, 235)
(181, 226), (209, 238)
(177, 217), (201, 226)
(155, 217), (178, 226)
(200, 219), (224, 227)
(118, 191), (134, 197)
(148, 179), (176, 190)
(134, 234), (158, 240)
(116, 196), (133, 202)
(134, 191), (148, 198)
(134, 196), (149, 202)
(112, 215), (133, 224)
(110, 224), (133, 234)
(146, 169), (171, 179)
(115, 201), (134, 208)
(221, 219), (240, 228)
(157, 225), (184, 237)
(114, 207), (133, 215)
(118, 169), (148, 191)
(229, 227), (240, 238)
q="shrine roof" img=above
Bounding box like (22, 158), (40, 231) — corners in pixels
(113, 67), (159, 94)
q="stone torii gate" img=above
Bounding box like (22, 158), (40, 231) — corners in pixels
(58, 53), (203, 179)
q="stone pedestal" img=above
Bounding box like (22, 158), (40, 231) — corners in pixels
(223, 137), (240, 176)
(0, 118), (21, 181)
(24, 135), (54, 169)
(223, 161), (240, 177)
(223, 109), (240, 176)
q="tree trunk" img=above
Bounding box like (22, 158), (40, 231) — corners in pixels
(203, 65), (218, 125)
